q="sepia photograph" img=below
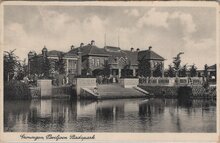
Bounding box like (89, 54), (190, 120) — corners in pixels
(1, 1), (219, 142)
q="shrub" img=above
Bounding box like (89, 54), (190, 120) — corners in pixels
(177, 86), (192, 99)
(4, 80), (31, 100)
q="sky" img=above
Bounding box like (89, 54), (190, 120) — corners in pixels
(3, 5), (217, 69)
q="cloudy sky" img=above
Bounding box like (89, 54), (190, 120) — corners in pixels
(3, 5), (217, 69)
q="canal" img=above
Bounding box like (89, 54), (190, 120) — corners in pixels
(4, 98), (216, 132)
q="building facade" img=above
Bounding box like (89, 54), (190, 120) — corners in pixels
(67, 40), (164, 78)
(28, 46), (81, 78)
(28, 40), (165, 79)
(138, 46), (165, 77)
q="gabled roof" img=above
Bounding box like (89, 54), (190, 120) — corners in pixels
(106, 47), (127, 64)
(103, 46), (138, 66)
(122, 50), (138, 65)
(47, 50), (78, 59)
(138, 49), (165, 61)
(88, 45), (109, 56)
(47, 50), (64, 57)
(67, 44), (109, 57)
(65, 48), (80, 58)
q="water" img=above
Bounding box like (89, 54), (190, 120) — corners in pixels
(4, 98), (216, 132)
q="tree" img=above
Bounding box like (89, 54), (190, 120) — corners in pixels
(102, 60), (110, 76)
(138, 60), (151, 77)
(204, 64), (208, 78)
(190, 64), (197, 77)
(167, 65), (175, 77)
(41, 55), (50, 79)
(4, 49), (20, 81)
(179, 64), (187, 77)
(55, 53), (65, 74)
(29, 54), (43, 75)
(153, 63), (162, 77)
(173, 52), (184, 77)
(122, 60), (133, 77)
(16, 59), (28, 80)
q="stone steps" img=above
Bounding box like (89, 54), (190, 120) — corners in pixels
(86, 84), (148, 99)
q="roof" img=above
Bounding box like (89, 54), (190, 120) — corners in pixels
(47, 50), (64, 57)
(104, 46), (121, 52)
(103, 46), (138, 65)
(105, 47), (126, 64)
(64, 49), (78, 58)
(138, 49), (165, 61)
(207, 64), (216, 70)
(122, 50), (138, 65)
(67, 44), (109, 57)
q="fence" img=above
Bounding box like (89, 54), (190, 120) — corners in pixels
(139, 77), (203, 86)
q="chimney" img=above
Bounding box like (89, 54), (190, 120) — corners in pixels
(149, 46), (152, 51)
(71, 45), (74, 50)
(130, 47), (134, 52)
(136, 48), (140, 52)
(91, 40), (95, 46)
(80, 43), (84, 47)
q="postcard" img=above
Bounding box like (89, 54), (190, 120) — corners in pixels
(0, 1), (219, 143)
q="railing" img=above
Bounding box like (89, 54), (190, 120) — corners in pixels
(96, 76), (120, 84)
(139, 77), (204, 86)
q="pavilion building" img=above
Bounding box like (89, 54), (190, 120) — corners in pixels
(28, 40), (165, 79)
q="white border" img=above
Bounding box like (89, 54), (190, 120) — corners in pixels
(0, 1), (219, 143)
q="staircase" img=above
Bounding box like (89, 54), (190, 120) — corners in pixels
(83, 84), (149, 99)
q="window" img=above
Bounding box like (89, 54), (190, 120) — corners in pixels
(68, 60), (77, 74)
(96, 59), (100, 67)
(90, 58), (95, 66)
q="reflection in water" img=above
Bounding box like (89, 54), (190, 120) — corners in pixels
(139, 99), (165, 117)
(177, 99), (193, 108)
(4, 100), (31, 132)
(4, 98), (216, 132)
(97, 107), (114, 121)
(96, 102), (125, 122)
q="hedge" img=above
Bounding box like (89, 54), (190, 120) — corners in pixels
(4, 80), (31, 100)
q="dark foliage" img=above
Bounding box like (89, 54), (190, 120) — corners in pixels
(190, 64), (197, 77)
(92, 69), (104, 76)
(167, 65), (175, 77)
(55, 53), (65, 74)
(4, 80), (31, 100)
(4, 50), (28, 82)
(42, 56), (50, 78)
(75, 75), (95, 78)
(138, 60), (151, 77)
(102, 60), (111, 76)
(153, 63), (162, 77)
(29, 55), (42, 75)
(204, 64), (208, 77)
(4, 50), (19, 81)
(177, 86), (193, 100)
(122, 62), (133, 77)
(29, 54), (50, 79)
(172, 52), (184, 77)
(179, 64), (187, 77)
